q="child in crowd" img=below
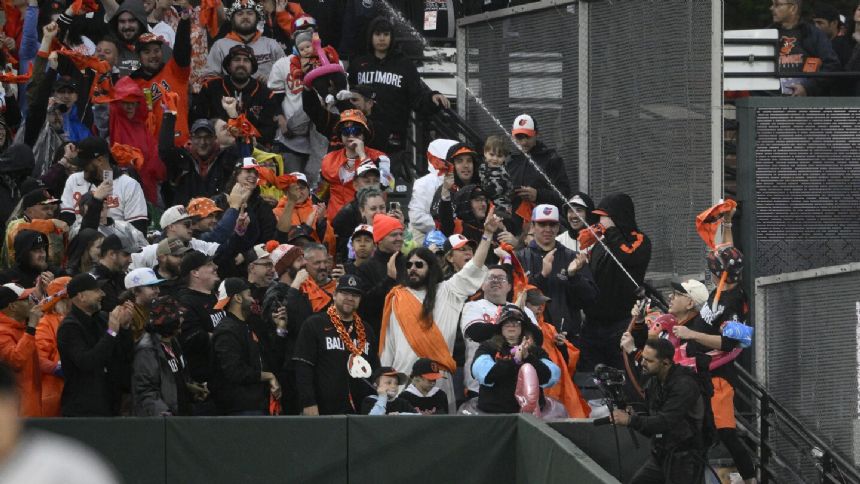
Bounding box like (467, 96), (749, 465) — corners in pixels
(290, 31), (339, 82)
(478, 135), (512, 218)
(361, 367), (416, 415)
(400, 358), (448, 415)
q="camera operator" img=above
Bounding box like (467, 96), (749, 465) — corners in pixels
(610, 338), (705, 484)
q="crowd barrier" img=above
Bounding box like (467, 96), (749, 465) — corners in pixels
(26, 415), (618, 484)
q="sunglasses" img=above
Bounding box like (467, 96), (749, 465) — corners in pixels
(406, 260), (425, 269)
(340, 125), (363, 137)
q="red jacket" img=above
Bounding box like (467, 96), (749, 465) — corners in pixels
(0, 312), (50, 417)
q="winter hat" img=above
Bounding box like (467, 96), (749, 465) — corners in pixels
(13, 230), (48, 263)
(270, 244), (304, 275)
(226, 0), (264, 19)
(372, 213), (403, 243)
(707, 246), (744, 283)
(294, 30), (313, 48)
(146, 296), (184, 336)
(221, 44), (258, 76)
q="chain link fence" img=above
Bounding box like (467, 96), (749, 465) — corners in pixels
(755, 265), (860, 482)
(459, 0), (717, 277)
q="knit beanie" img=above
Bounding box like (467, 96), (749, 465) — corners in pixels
(271, 244), (304, 275)
(372, 214), (403, 243)
(294, 30), (313, 49)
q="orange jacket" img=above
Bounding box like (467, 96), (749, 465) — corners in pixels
(539, 319), (590, 418)
(0, 312), (47, 417)
(35, 312), (64, 417)
(320, 147), (386, 221)
(273, 197), (336, 254)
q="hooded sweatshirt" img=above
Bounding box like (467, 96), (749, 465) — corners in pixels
(556, 192), (597, 252)
(109, 0), (149, 77)
(0, 144), (35, 236)
(584, 193), (651, 324)
(0, 230), (59, 288)
(507, 139), (570, 229)
(347, 17), (439, 144)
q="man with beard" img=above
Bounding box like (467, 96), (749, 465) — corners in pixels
(123, 267), (164, 342)
(379, 207), (502, 413)
(204, 0), (286, 82)
(159, 117), (241, 208)
(107, 0), (154, 76)
(0, 231), (59, 294)
(57, 273), (135, 416)
(194, 45), (278, 147)
(175, 251), (221, 404)
(611, 338), (705, 484)
(556, 193), (597, 253)
(284, 243), (337, 336)
(90, 235), (134, 313)
(152, 237), (190, 294)
(210, 278), (281, 415)
(294, 274), (378, 415)
(59, 137), (148, 235)
(130, 12), (191, 146)
(459, 265), (539, 400)
(515, 204), (598, 344)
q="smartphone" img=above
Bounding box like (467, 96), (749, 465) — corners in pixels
(389, 201), (401, 212)
(103, 169), (113, 183)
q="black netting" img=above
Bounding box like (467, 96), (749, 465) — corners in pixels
(587, 0), (713, 277)
(760, 270), (860, 482)
(753, 108), (860, 277)
(462, 3), (579, 191)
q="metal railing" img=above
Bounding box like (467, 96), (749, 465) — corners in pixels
(733, 363), (860, 483)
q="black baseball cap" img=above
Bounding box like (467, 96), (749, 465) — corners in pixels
(67, 273), (100, 298)
(350, 84), (376, 101)
(72, 137), (110, 167)
(191, 119), (215, 135)
(0, 287), (20, 310)
(54, 76), (78, 92)
(213, 277), (250, 310)
(179, 250), (213, 278)
(335, 274), (363, 295)
(410, 358), (444, 380)
(370, 366), (407, 385)
(21, 189), (59, 210)
(99, 234), (124, 256)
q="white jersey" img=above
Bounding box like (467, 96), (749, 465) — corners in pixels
(60, 172), (148, 225)
(130, 237), (220, 269)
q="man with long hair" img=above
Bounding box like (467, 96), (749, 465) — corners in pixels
(379, 207), (502, 413)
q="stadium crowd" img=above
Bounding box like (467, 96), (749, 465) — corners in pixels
(0, 0), (807, 481)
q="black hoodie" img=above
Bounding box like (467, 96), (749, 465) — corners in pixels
(507, 139), (570, 228)
(0, 144), (35, 235)
(0, 230), (62, 287)
(347, 17), (440, 146)
(585, 193), (651, 324)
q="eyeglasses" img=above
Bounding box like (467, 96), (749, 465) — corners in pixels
(192, 134), (214, 141)
(340, 125), (363, 137)
(486, 276), (508, 283)
(406, 260), (425, 269)
(670, 291), (690, 300)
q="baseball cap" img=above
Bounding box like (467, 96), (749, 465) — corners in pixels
(351, 224), (373, 240)
(444, 234), (476, 252)
(525, 287), (551, 305)
(237, 157), (259, 170)
(124, 267), (165, 289)
(532, 204), (560, 223)
(73, 137), (109, 167)
(245, 243), (272, 265)
(213, 278), (250, 310)
(350, 84), (376, 100)
(370, 366), (408, 385)
(411, 358), (444, 380)
(287, 225), (313, 244)
(191, 119), (215, 135)
(335, 274), (363, 295)
(99, 234), (125, 256)
(67, 273), (100, 298)
(512, 114), (536, 137)
(135, 32), (166, 50)
(568, 195), (589, 209)
(156, 237), (191, 258)
(290, 172), (309, 186)
(179, 251), (213, 278)
(21, 189), (59, 210)
(160, 205), (192, 229)
(356, 161), (380, 178)
(54, 76), (78, 92)
(423, 230), (447, 251)
(1, 283), (33, 302)
(671, 279), (709, 308)
(187, 198), (223, 219)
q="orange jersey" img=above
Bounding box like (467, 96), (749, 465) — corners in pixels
(135, 60), (191, 146)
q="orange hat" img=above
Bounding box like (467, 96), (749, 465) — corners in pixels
(372, 213), (403, 243)
(187, 198), (223, 219)
(40, 276), (71, 312)
(334, 109), (372, 137)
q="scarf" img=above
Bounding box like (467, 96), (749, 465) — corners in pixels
(379, 286), (456, 373)
(300, 277), (335, 312)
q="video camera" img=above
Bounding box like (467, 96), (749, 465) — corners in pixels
(593, 364), (630, 415)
